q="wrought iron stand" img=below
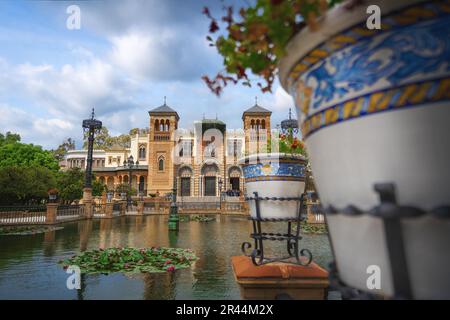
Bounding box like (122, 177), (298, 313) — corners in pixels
(324, 182), (450, 300)
(241, 192), (313, 266)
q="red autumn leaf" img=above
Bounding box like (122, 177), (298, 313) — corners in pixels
(209, 21), (219, 33)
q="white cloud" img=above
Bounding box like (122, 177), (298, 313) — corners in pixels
(0, 104), (77, 149)
(272, 85), (295, 112)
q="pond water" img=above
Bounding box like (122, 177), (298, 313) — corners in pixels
(0, 215), (332, 299)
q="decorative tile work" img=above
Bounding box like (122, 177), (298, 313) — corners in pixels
(242, 161), (305, 182)
(287, 0), (450, 138)
(301, 77), (450, 137)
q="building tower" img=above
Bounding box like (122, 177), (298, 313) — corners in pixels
(147, 98), (179, 195)
(242, 97), (272, 155)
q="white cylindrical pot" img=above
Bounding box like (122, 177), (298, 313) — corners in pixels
(279, 0), (450, 298)
(239, 153), (306, 220)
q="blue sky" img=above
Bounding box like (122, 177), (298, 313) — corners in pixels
(0, 0), (294, 149)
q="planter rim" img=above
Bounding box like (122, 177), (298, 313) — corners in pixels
(238, 152), (305, 165)
(278, 0), (425, 92)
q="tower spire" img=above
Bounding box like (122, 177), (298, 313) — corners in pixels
(255, 96), (258, 106)
(163, 96), (167, 105)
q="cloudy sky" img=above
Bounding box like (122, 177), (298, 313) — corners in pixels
(0, 0), (294, 149)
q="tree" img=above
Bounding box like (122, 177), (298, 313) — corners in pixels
(115, 183), (137, 196)
(0, 132), (21, 146)
(83, 127), (112, 150)
(0, 142), (59, 171)
(0, 166), (56, 205)
(52, 138), (76, 162)
(83, 127), (146, 150)
(56, 168), (84, 203)
(92, 179), (106, 197)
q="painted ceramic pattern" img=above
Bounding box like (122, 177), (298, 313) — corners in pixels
(287, 0), (450, 138)
(242, 161), (305, 180)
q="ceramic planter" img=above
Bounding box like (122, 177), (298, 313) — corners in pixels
(239, 153), (306, 220)
(279, 0), (450, 298)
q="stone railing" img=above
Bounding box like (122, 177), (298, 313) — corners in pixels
(56, 204), (85, 221)
(306, 202), (325, 224)
(0, 205), (47, 225)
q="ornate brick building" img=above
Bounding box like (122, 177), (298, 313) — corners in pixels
(65, 100), (272, 198)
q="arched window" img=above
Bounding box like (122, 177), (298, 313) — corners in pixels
(139, 145), (146, 159)
(166, 119), (170, 131)
(158, 157), (164, 171)
(256, 119), (260, 130)
(250, 119), (255, 129)
(261, 119), (266, 129)
(159, 120), (164, 131)
(155, 119), (159, 131)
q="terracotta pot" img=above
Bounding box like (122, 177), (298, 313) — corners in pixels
(239, 153), (306, 219)
(279, 0), (450, 298)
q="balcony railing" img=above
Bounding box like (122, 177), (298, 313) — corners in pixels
(0, 205), (47, 225)
(153, 132), (170, 141)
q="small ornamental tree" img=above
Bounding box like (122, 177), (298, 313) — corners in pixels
(202, 0), (344, 95)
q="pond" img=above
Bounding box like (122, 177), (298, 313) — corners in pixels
(0, 215), (332, 299)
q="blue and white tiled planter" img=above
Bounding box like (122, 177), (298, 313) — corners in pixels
(239, 153), (306, 220)
(279, 0), (450, 299)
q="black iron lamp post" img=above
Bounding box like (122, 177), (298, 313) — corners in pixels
(82, 108), (102, 189)
(218, 177), (223, 207)
(280, 108), (299, 138)
(123, 155), (139, 210)
(168, 170), (179, 231)
(82, 109), (102, 218)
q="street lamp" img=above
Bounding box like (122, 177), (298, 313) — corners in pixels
(82, 108), (102, 218)
(168, 167), (179, 231)
(82, 108), (102, 190)
(123, 155), (139, 210)
(218, 177), (223, 207)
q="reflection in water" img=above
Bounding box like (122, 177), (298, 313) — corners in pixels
(0, 216), (332, 299)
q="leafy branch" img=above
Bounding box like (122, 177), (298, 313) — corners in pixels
(202, 0), (343, 96)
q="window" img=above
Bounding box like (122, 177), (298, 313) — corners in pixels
(158, 158), (164, 171)
(204, 177), (216, 196)
(139, 146), (146, 159)
(228, 139), (242, 157)
(180, 177), (191, 196)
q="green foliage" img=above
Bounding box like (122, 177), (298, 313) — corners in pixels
(59, 247), (198, 274)
(300, 221), (328, 234)
(0, 142), (59, 171)
(190, 215), (215, 222)
(278, 129), (306, 155)
(56, 168), (84, 203)
(83, 127), (133, 150)
(115, 183), (137, 196)
(0, 225), (63, 236)
(203, 0), (343, 95)
(0, 131), (21, 146)
(92, 179), (106, 197)
(0, 166), (56, 205)
(52, 138), (75, 162)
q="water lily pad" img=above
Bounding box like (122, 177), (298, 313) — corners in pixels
(190, 215), (215, 222)
(59, 247), (197, 274)
(0, 225), (63, 236)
